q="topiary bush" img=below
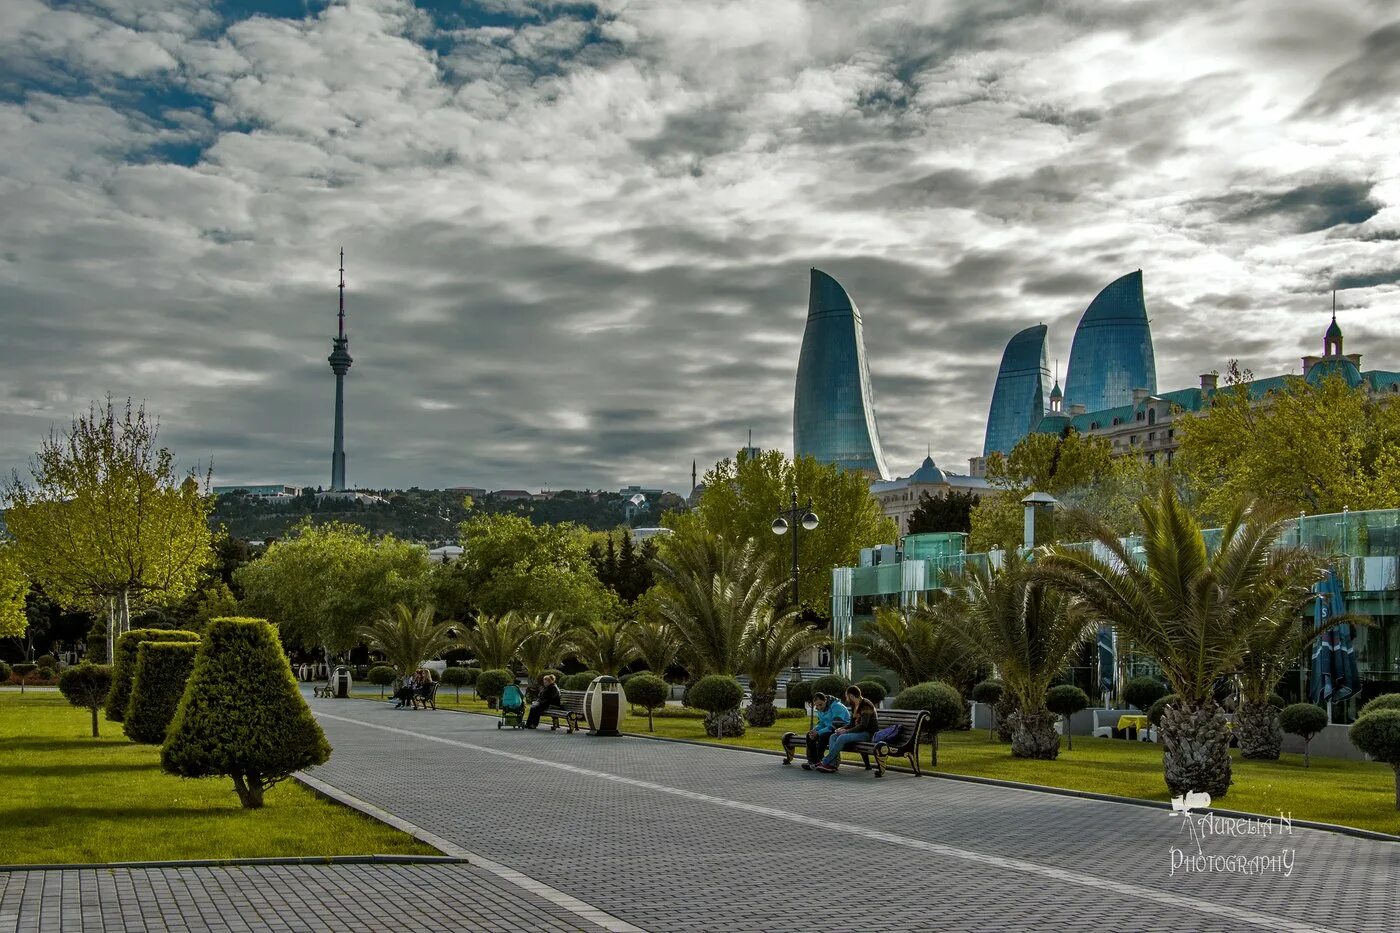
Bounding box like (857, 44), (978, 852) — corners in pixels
(13, 662), (37, 693)
(1279, 703), (1329, 767)
(1046, 684), (1089, 751)
(1268, 693), (1286, 710)
(688, 674), (746, 738)
(0, 661), (10, 683)
(1360, 693), (1400, 716)
(161, 617), (330, 809)
(1147, 693), (1179, 727)
(35, 653), (57, 672)
(367, 665), (397, 697)
(562, 670), (600, 691)
(58, 663), (113, 737)
(124, 641), (199, 745)
(475, 669), (513, 708)
(810, 673), (850, 701)
(624, 672), (670, 732)
(86, 622), (109, 664)
(786, 679), (815, 710)
(893, 681), (964, 766)
(1350, 709), (1400, 809)
(1123, 676), (1168, 712)
(463, 666), (482, 686)
(106, 628), (201, 722)
(971, 680), (1004, 739)
(855, 679), (888, 704)
(440, 666), (472, 701)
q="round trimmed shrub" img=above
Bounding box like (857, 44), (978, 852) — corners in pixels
(367, 665), (397, 696)
(1360, 693), (1400, 716)
(855, 679), (888, 704)
(161, 617), (330, 808)
(625, 673), (670, 731)
(13, 662), (37, 691)
(1147, 693), (1179, 727)
(786, 679), (815, 709)
(0, 661), (10, 683)
(106, 628), (201, 722)
(1268, 693), (1286, 709)
(463, 666), (482, 686)
(58, 663), (113, 737)
(36, 653), (57, 672)
(1046, 684), (1090, 750)
(971, 679), (1003, 706)
(124, 641), (199, 745)
(892, 681), (964, 766)
(86, 623), (109, 664)
(440, 666), (471, 700)
(689, 674), (745, 738)
(562, 670), (600, 691)
(1280, 703), (1329, 767)
(1350, 709), (1400, 809)
(810, 673), (850, 700)
(1123, 676), (1168, 712)
(476, 669), (513, 706)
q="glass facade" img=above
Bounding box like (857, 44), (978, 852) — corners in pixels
(982, 324), (1051, 456)
(793, 268), (890, 479)
(1063, 270), (1157, 413)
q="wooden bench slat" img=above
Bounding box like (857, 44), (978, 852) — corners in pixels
(780, 708), (929, 777)
(543, 689), (588, 734)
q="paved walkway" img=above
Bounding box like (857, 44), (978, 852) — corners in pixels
(5, 696), (1397, 932)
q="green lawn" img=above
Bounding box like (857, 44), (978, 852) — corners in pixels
(384, 690), (1400, 836)
(0, 694), (437, 865)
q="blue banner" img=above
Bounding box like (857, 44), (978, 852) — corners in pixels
(1309, 568), (1358, 705)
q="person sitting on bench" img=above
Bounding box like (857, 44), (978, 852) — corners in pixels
(410, 669), (434, 709)
(392, 673), (416, 708)
(526, 673), (560, 729)
(816, 697), (878, 773)
(801, 691), (850, 771)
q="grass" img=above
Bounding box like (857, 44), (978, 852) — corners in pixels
(0, 694), (437, 865)
(378, 689), (1400, 836)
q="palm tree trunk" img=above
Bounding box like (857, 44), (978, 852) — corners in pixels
(1236, 700), (1282, 760)
(746, 693), (776, 727)
(994, 694), (1017, 742)
(1009, 708), (1060, 759)
(1160, 702), (1232, 798)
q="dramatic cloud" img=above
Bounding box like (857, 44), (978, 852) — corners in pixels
(2, 0), (1398, 493)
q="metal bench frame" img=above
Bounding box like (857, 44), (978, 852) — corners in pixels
(780, 708), (929, 777)
(544, 689), (588, 733)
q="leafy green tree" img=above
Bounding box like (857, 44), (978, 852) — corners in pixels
(1349, 710), (1400, 807)
(359, 603), (460, 680)
(933, 554), (1092, 759)
(665, 450), (896, 616)
(439, 666), (471, 701)
(460, 612), (533, 671)
(124, 641), (199, 745)
(891, 682), (964, 766)
(0, 546), (28, 639)
(3, 399), (215, 659)
(1279, 703), (1330, 768)
(689, 674), (745, 738)
(847, 604), (977, 693)
(58, 663), (113, 737)
(624, 672), (670, 732)
(969, 432), (1115, 552)
(1177, 365), (1400, 522)
(190, 582), (239, 631)
(367, 664), (397, 697)
(1039, 484), (1330, 798)
(906, 489), (978, 535)
(571, 619), (637, 676)
(456, 513), (617, 625)
(1046, 684), (1089, 751)
(234, 521), (430, 663)
(162, 617), (330, 809)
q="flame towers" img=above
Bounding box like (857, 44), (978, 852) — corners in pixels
(793, 268), (889, 479)
(982, 324), (1051, 457)
(328, 249), (352, 491)
(1063, 270), (1156, 413)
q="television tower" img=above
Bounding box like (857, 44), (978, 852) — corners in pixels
(328, 248), (353, 491)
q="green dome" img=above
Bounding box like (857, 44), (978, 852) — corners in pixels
(1306, 356), (1362, 388)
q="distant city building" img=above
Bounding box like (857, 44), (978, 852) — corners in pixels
(870, 456), (989, 535)
(491, 489), (534, 501)
(1030, 313), (1399, 466)
(793, 268), (890, 480)
(630, 527), (673, 542)
(212, 484), (301, 499)
(1062, 270), (1157, 415)
(982, 323), (1051, 459)
(316, 489), (384, 504)
(619, 485), (665, 498)
(427, 544), (464, 563)
(327, 249), (353, 491)
(447, 486), (487, 499)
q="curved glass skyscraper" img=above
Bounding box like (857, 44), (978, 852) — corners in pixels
(1063, 270), (1157, 413)
(982, 324), (1051, 457)
(794, 268), (890, 479)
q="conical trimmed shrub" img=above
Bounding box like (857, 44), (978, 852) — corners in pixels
(161, 617), (330, 809)
(106, 628), (201, 722)
(124, 641), (199, 744)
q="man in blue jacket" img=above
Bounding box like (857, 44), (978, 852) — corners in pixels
(802, 692), (850, 771)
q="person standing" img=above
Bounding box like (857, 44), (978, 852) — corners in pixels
(802, 692), (850, 771)
(526, 673), (561, 729)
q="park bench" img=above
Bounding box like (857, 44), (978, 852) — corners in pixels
(312, 680), (336, 698)
(544, 689), (588, 733)
(780, 708), (929, 777)
(414, 681), (439, 710)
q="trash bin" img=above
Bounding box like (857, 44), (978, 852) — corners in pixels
(333, 665), (352, 699)
(584, 675), (625, 736)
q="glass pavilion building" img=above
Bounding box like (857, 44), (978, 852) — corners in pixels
(793, 268), (890, 479)
(982, 323), (1051, 457)
(1063, 270), (1157, 413)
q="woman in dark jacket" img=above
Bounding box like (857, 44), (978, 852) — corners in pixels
(816, 698), (878, 772)
(525, 673), (561, 729)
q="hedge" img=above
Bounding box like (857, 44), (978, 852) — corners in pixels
(106, 628), (201, 722)
(124, 641), (199, 745)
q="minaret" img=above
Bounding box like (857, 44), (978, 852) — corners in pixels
(328, 249), (353, 491)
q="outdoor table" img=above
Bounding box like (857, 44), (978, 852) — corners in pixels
(1117, 714), (1149, 737)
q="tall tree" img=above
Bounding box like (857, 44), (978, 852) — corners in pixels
(664, 450), (896, 617)
(0, 546), (29, 640)
(3, 399), (215, 658)
(456, 513), (617, 625)
(359, 603), (461, 679)
(906, 489), (978, 535)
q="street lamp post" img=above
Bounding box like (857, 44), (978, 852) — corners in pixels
(771, 490), (820, 666)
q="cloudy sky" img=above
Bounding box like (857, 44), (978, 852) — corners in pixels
(2, 0), (1398, 493)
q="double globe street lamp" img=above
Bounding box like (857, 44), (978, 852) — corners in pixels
(771, 490), (821, 667)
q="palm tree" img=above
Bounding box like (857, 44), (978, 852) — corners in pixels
(572, 619), (638, 676)
(515, 612), (575, 686)
(459, 611), (532, 672)
(651, 534), (782, 678)
(742, 608), (828, 726)
(847, 599), (978, 693)
(1038, 483), (1328, 797)
(629, 620), (680, 678)
(359, 603), (460, 680)
(932, 554), (1092, 759)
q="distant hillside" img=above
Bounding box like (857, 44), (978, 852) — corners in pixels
(209, 487), (688, 541)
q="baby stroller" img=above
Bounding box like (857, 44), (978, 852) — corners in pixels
(497, 682), (526, 729)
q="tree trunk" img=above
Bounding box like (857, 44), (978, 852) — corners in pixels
(1236, 701), (1282, 760)
(994, 694), (1017, 742)
(90, 705), (100, 738)
(930, 732), (939, 767)
(1010, 708), (1061, 760)
(231, 771), (265, 809)
(745, 692), (776, 727)
(1393, 766), (1399, 810)
(704, 708), (746, 738)
(647, 708), (654, 732)
(106, 596), (117, 668)
(116, 588), (131, 640)
(1160, 702), (1232, 798)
